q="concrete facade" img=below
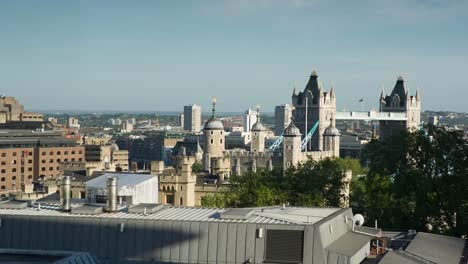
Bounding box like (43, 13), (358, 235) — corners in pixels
(183, 104), (202, 132)
(0, 96), (44, 124)
(275, 104), (293, 136)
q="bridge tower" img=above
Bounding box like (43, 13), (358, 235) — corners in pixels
(379, 76), (421, 140)
(292, 70), (336, 151)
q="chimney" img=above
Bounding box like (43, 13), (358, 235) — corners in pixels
(106, 176), (118, 212)
(60, 176), (71, 211)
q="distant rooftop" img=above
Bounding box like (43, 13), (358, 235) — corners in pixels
(84, 173), (157, 189)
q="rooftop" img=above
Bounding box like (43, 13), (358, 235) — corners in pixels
(84, 173), (157, 188)
(0, 202), (343, 225)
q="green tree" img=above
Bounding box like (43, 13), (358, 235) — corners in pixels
(202, 158), (355, 209)
(191, 162), (204, 172)
(356, 126), (468, 237)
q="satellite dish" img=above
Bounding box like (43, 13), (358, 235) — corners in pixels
(353, 214), (365, 226)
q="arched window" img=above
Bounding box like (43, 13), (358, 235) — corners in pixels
(180, 197), (183, 206)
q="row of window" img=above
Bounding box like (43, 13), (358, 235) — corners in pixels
(41, 158), (82, 163)
(210, 139), (223, 144)
(41, 150), (82, 155)
(1, 175), (33, 181)
(0, 150), (83, 158)
(1, 167), (33, 173)
(161, 186), (183, 191)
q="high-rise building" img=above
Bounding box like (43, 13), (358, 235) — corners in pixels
(274, 104), (293, 136)
(183, 105), (202, 132)
(177, 113), (184, 127)
(121, 120), (133, 133)
(67, 117), (80, 130)
(243, 108), (257, 133)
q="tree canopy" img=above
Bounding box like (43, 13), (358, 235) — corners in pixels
(356, 126), (468, 237)
(202, 157), (358, 209)
(202, 125), (468, 237)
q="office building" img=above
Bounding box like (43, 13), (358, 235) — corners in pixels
(121, 120), (133, 133)
(183, 104), (202, 132)
(67, 117), (81, 130)
(275, 104), (293, 135)
(243, 108), (258, 133)
(0, 130), (84, 196)
(177, 113), (184, 127)
(0, 95), (44, 129)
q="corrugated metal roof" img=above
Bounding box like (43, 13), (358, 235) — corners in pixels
(0, 203), (341, 225)
(0, 248), (98, 264)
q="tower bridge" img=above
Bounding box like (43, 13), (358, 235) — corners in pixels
(291, 70), (421, 151)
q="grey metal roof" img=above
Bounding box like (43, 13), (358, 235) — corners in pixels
(379, 232), (466, 264)
(0, 248), (98, 264)
(0, 204), (341, 225)
(378, 251), (420, 264)
(326, 232), (372, 257)
(85, 173), (157, 188)
(405, 232), (465, 264)
(203, 116), (224, 130)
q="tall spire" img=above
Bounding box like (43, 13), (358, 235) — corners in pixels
(293, 80), (297, 96)
(380, 84), (385, 99)
(330, 81), (335, 96)
(211, 97), (217, 117)
(256, 104), (260, 122)
(311, 69), (318, 77)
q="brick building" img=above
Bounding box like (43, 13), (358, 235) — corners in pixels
(0, 130), (84, 196)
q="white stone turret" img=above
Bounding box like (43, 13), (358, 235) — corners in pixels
(283, 118), (302, 171)
(251, 106), (266, 153)
(323, 118), (341, 157)
(203, 97), (225, 171)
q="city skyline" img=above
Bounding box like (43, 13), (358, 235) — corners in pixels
(1, 0), (467, 112)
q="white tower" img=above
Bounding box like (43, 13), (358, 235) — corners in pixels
(283, 118), (302, 171)
(323, 118), (341, 157)
(243, 108), (258, 133)
(203, 98), (225, 171)
(251, 106), (266, 153)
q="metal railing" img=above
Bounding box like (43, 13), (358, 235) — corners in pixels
(393, 250), (437, 264)
(335, 111), (407, 121)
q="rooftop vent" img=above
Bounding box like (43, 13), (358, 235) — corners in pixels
(128, 203), (165, 214)
(0, 200), (28, 209)
(71, 204), (103, 215)
(220, 208), (254, 220)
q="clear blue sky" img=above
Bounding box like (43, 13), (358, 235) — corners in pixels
(1, 0), (467, 113)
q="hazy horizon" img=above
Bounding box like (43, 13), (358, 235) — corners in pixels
(2, 1), (467, 113)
